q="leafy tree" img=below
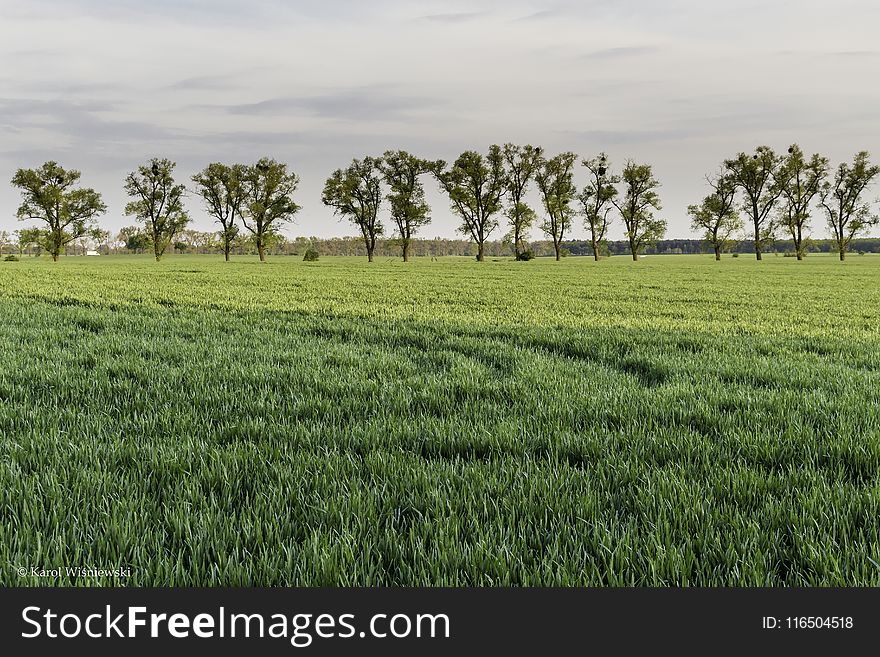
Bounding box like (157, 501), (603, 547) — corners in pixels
(820, 151), (880, 261)
(688, 171), (742, 260)
(579, 153), (620, 261)
(124, 158), (190, 261)
(117, 225), (150, 253)
(14, 227), (42, 256)
(379, 150), (435, 262)
(501, 143), (543, 258)
(11, 161), (106, 261)
(724, 146), (786, 260)
(241, 157), (300, 262)
(612, 161), (666, 261)
(322, 156), (384, 262)
(535, 151), (578, 261)
(777, 145), (828, 260)
(433, 145), (506, 262)
(192, 163), (246, 262)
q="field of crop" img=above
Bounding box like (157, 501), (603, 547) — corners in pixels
(1, 253), (879, 586)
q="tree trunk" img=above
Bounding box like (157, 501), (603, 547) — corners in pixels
(477, 242), (485, 262)
(839, 247), (846, 262)
(367, 247), (374, 263)
(224, 242), (231, 262)
(402, 240), (410, 262)
(714, 246), (721, 261)
(630, 239), (638, 261)
(591, 236), (600, 262)
(257, 238), (266, 262)
(755, 245), (762, 261)
(52, 253), (59, 262)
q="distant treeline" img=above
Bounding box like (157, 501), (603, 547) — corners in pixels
(51, 234), (877, 258)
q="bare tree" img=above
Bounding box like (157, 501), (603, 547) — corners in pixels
(820, 151), (880, 261)
(535, 151), (578, 261)
(612, 161), (666, 261)
(579, 153), (620, 261)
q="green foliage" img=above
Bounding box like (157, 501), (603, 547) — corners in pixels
(380, 151), (436, 261)
(515, 249), (535, 261)
(501, 144), (543, 258)
(241, 158), (300, 262)
(724, 146), (785, 258)
(3, 255), (19, 262)
(820, 151), (880, 261)
(580, 153), (620, 260)
(10, 161), (106, 261)
(688, 171), (742, 259)
(124, 158), (190, 261)
(322, 157), (383, 262)
(535, 151), (579, 261)
(777, 145), (829, 260)
(433, 146), (506, 261)
(1, 254), (879, 585)
(303, 248), (320, 262)
(613, 161), (666, 260)
(191, 163), (246, 260)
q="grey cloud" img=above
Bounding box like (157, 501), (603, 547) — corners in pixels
(221, 89), (444, 122)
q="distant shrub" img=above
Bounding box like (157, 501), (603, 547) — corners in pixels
(731, 253), (739, 258)
(303, 249), (319, 262)
(515, 250), (535, 261)
(560, 248), (571, 258)
(783, 251), (797, 258)
(4, 255), (19, 262)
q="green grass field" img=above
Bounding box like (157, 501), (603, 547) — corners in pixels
(1, 253), (879, 585)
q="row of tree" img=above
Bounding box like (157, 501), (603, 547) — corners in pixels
(689, 147), (880, 261)
(322, 147), (665, 262)
(10, 158), (299, 262)
(8, 145), (879, 263)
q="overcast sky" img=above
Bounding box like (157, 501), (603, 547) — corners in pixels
(2, 0), (879, 242)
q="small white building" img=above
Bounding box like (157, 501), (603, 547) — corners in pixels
(86, 250), (100, 256)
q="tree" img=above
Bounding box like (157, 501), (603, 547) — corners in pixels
(724, 146), (786, 260)
(820, 151), (880, 261)
(777, 144), (828, 260)
(192, 163), (246, 262)
(688, 171), (742, 261)
(433, 145), (506, 262)
(379, 150), (435, 262)
(612, 161), (666, 261)
(14, 227), (42, 256)
(11, 161), (106, 261)
(501, 143), (543, 259)
(579, 153), (620, 261)
(241, 157), (300, 262)
(322, 156), (384, 262)
(535, 151), (578, 261)
(124, 158), (190, 261)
